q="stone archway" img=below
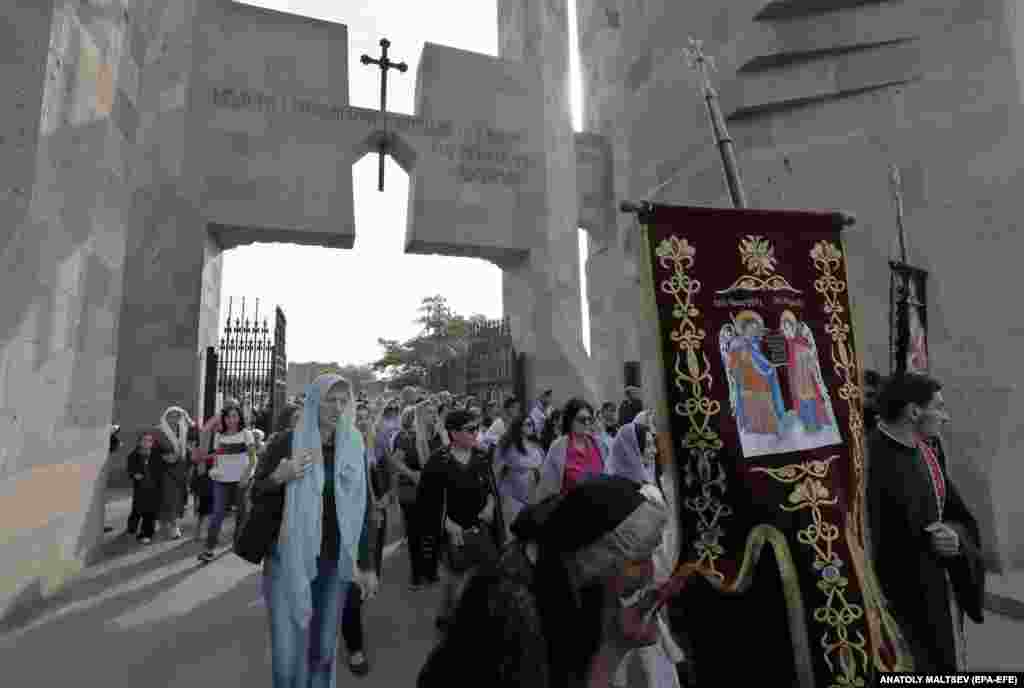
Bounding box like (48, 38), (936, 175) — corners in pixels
(112, 0), (618, 449)
(1, 0), (626, 624)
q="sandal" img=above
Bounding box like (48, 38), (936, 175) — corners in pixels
(348, 651), (370, 676)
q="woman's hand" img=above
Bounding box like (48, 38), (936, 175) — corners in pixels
(133, 473), (144, 481)
(409, 470), (422, 485)
(479, 494), (496, 524)
(354, 568), (380, 601)
(271, 452), (312, 485)
(445, 518), (464, 547)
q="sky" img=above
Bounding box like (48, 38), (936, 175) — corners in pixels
(223, 0), (587, 367)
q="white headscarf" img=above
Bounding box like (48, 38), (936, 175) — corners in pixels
(159, 406), (194, 460)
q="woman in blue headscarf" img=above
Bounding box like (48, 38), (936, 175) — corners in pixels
(248, 374), (379, 688)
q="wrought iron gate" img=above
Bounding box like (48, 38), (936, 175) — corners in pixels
(429, 317), (525, 403)
(270, 306), (288, 429)
(203, 298), (287, 431)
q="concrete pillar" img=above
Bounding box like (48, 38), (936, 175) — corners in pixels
(0, 0), (205, 623)
(111, 0), (215, 459)
(498, 0), (601, 406)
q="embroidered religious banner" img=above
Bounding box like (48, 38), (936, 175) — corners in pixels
(640, 205), (912, 688)
(889, 262), (930, 375)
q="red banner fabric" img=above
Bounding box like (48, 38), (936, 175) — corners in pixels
(643, 205), (910, 687)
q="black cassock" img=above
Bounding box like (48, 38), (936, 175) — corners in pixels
(866, 429), (985, 672)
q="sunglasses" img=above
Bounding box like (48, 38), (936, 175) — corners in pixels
(459, 425), (480, 433)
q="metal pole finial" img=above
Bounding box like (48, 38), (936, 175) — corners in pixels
(685, 37), (716, 92)
(889, 163), (908, 264)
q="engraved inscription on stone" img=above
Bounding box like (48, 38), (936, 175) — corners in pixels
(209, 86), (540, 188)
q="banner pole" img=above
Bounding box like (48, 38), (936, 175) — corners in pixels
(685, 38), (747, 209)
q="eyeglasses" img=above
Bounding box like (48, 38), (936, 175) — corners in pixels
(460, 425), (480, 433)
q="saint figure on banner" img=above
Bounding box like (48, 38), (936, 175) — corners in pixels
(721, 310), (843, 458)
(721, 311), (786, 439)
(780, 310), (834, 433)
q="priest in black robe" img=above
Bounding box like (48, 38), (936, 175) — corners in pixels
(866, 372), (985, 673)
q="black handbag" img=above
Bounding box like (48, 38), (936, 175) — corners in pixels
(445, 523), (499, 573)
(233, 480), (283, 564)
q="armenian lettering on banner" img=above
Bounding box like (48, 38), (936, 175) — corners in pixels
(641, 205), (912, 688)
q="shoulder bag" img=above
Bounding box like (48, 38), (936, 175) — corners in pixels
(233, 441), (287, 565)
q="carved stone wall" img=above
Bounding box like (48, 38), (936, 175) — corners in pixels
(576, 0), (1024, 577)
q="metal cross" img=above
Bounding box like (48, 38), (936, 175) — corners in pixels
(685, 38), (717, 95)
(360, 38), (408, 191)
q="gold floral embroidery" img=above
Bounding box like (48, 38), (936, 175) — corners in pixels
(811, 241), (915, 675)
(655, 236), (728, 580)
(717, 235), (802, 294)
(810, 241), (864, 547)
(752, 458), (868, 688)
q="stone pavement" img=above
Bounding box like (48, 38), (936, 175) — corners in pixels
(1, 491), (1020, 686)
(0, 492), (441, 687)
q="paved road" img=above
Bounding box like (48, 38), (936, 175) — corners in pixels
(2, 493), (1020, 687)
(0, 496), (441, 687)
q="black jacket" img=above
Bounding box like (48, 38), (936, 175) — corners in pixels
(250, 430), (377, 570)
(126, 449), (161, 515)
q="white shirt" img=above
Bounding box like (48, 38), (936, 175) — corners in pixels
(210, 429), (254, 483)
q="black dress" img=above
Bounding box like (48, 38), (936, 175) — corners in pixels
(158, 454), (189, 522)
(866, 429), (985, 672)
(417, 544), (550, 687)
(417, 446), (502, 570)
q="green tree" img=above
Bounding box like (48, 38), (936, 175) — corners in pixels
(372, 296), (491, 386)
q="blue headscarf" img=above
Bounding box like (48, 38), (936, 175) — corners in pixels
(277, 374), (367, 629)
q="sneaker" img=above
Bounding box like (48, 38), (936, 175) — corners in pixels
(170, 527), (183, 540)
(198, 550), (215, 563)
(348, 651), (369, 676)
(139, 538), (152, 545)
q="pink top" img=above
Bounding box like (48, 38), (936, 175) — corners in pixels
(563, 434), (604, 494)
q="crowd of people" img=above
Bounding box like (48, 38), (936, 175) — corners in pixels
(113, 365), (984, 686)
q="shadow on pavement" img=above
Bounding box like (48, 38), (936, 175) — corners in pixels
(2, 506), (444, 688)
(0, 563), (268, 687)
(0, 539), (206, 634)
